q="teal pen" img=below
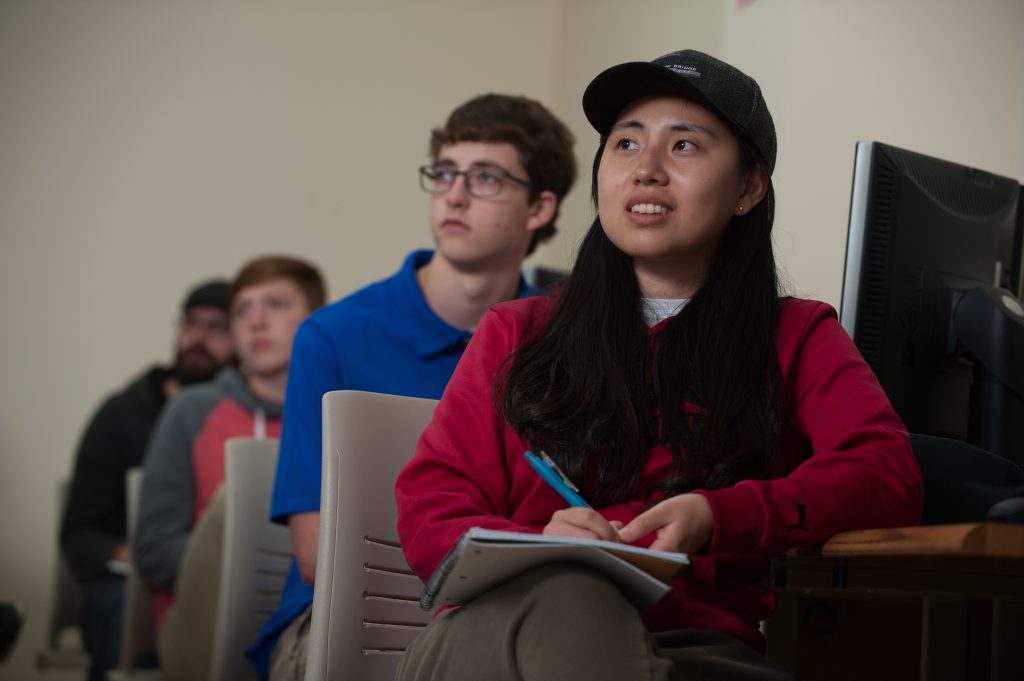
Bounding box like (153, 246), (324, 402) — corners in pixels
(525, 450), (592, 509)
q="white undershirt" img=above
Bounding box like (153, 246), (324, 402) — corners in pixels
(642, 298), (689, 327)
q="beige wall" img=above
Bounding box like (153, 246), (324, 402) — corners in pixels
(771, 0), (1024, 303)
(1, 1), (1022, 678)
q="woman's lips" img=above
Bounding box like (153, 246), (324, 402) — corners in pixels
(629, 202), (672, 215)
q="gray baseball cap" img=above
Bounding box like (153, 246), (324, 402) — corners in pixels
(582, 49), (777, 174)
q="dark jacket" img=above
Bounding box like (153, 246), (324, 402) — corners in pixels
(60, 366), (169, 582)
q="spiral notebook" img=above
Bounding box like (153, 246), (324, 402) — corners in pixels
(420, 527), (689, 611)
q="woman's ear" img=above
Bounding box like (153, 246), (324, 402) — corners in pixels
(734, 165), (768, 216)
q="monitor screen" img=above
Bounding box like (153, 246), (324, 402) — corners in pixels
(839, 141), (1024, 455)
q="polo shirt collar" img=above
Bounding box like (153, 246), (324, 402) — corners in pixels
(395, 249), (538, 358)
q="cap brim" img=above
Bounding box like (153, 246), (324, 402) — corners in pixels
(582, 61), (719, 136)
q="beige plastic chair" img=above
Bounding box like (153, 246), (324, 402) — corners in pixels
(304, 390), (439, 681)
(208, 437), (292, 681)
(110, 440), (289, 681)
(108, 467), (159, 680)
(36, 478), (88, 670)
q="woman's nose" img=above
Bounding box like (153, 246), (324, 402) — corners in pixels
(634, 150), (668, 185)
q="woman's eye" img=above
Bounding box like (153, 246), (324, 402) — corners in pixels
(674, 139), (696, 151)
(476, 172), (499, 185)
(614, 138), (639, 151)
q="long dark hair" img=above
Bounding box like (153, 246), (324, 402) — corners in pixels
(499, 124), (784, 507)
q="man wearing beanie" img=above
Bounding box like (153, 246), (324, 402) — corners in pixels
(60, 278), (235, 681)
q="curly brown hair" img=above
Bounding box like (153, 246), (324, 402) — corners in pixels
(429, 94), (576, 255)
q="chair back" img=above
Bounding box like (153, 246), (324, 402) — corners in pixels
(209, 437), (291, 681)
(109, 467), (159, 679)
(911, 433), (1024, 524)
(304, 390), (438, 681)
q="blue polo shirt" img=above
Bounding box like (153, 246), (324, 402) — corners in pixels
(247, 250), (541, 677)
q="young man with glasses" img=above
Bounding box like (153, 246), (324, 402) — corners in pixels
(247, 94), (577, 681)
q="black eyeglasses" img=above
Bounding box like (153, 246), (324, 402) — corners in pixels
(419, 164), (530, 199)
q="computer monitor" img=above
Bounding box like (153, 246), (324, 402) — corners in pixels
(840, 141), (1024, 463)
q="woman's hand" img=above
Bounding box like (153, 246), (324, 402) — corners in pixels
(617, 493), (713, 554)
(543, 507), (623, 542)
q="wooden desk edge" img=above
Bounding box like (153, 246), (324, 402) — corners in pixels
(784, 522), (1024, 559)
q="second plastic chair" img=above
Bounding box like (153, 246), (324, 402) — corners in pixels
(208, 437), (292, 681)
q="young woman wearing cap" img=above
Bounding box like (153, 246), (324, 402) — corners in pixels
(394, 50), (922, 681)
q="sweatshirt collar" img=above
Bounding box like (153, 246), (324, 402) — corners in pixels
(214, 366), (284, 417)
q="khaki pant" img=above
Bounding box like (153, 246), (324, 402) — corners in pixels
(158, 486), (226, 681)
(267, 604), (312, 681)
(397, 563), (792, 681)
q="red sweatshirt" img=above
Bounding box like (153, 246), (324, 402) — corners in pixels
(395, 296), (923, 653)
